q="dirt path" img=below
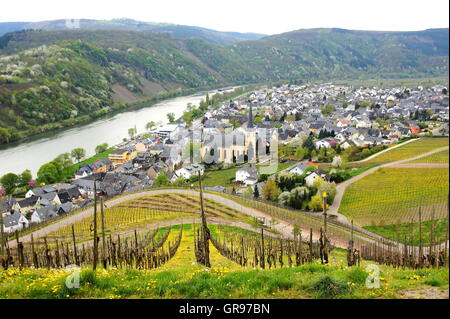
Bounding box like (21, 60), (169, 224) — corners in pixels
(349, 138), (419, 163)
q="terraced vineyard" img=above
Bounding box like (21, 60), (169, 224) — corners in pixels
(339, 168), (449, 226)
(43, 193), (251, 243)
(364, 218), (448, 246)
(360, 138), (448, 165)
(408, 149), (449, 163)
(2, 224), (448, 299)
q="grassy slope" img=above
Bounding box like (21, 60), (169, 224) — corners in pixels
(0, 225), (447, 299)
(199, 162), (294, 187)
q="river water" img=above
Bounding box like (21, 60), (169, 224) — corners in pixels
(0, 91), (215, 177)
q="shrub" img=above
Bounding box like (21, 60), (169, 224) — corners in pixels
(309, 275), (351, 298)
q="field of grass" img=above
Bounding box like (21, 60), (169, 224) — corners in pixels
(408, 149), (449, 164)
(360, 138), (448, 165)
(339, 168), (449, 226)
(1, 224), (448, 299)
(41, 193), (253, 244)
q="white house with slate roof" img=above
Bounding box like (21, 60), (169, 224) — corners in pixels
(2, 211), (29, 233)
(172, 164), (205, 181)
(236, 164), (259, 186)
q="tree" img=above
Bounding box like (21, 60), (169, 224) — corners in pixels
(253, 185), (260, 198)
(302, 135), (316, 152)
(71, 148), (86, 163)
(145, 121), (156, 131)
(0, 128), (12, 144)
(243, 186), (253, 199)
(331, 156), (342, 168)
(172, 177), (187, 187)
(53, 153), (73, 171)
(295, 147), (309, 160)
(167, 112), (175, 123)
(290, 186), (309, 209)
(153, 173), (169, 187)
(262, 179), (280, 201)
(316, 180), (337, 205)
(37, 163), (59, 184)
(309, 195), (323, 212)
(0, 173), (19, 194)
(19, 170), (32, 186)
(278, 191), (291, 206)
(95, 143), (109, 154)
(128, 127), (136, 140)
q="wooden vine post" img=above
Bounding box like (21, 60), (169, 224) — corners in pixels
(322, 192), (329, 264)
(418, 209), (423, 268)
(92, 180), (99, 270)
(260, 220), (265, 269)
(71, 224), (79, 265)
(198, 171), (211, 267)
(445, 193), (449, 268)
(101, 195), (107, 269)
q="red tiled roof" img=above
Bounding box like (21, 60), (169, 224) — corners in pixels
(306, 161), (319, 167)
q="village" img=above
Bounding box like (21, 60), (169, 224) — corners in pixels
(1, 82), (449, 234)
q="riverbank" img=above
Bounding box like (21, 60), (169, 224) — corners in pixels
(0, 87), (198, 148)
(0, 84), (257, 176)
(0, 90), (205, 176)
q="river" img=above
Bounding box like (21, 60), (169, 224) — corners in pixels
(0, 90), (219, 177)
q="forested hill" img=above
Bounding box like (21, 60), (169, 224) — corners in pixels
(0, 27), (448, 144)
(0, 19), (266, 45)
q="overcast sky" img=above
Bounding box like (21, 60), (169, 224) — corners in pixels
(1, 0), (449, 35)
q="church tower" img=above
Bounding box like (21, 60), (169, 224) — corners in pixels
(247, 101), (254, 129)
(245, 100), (257, 162)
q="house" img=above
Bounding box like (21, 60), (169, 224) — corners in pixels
(75, 165), (93, 179)
(2, 211), (29, 233)
(40, 192), (61, 206)
(316, 139), (331, 149)
(57, 186), (82, 203)
(288, 161), (309, 176)
(336, 119), (348, 128)
(58, 202), (74, 215)
(31, 205), (58, 223)
(108, 149), (137, 166)
(172, 164), (205, 181)
(305, 169), (330, 187)
(25, 185), (56, 198)
(236, 164), (259, 186)
(340, 139), (357, 149)
(409, 125), (422, 135)
(0, 197), (16, 212)
(15, 195), (40, 214)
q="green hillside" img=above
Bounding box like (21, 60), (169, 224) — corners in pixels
(0, 27), (448, 144)
(0, 18), (266, 44)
